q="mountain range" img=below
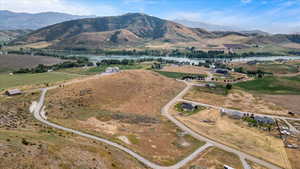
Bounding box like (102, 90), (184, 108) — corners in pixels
(5, 12), (300, 52)
(0, 10), (95, 30)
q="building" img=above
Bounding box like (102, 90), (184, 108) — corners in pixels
(254, 116), (275, 124)
(206, 83), (216, 88)
(105, 67), (120, 73)
(5, 89), (22, 96)
(181, 103), (198, 112)
(215, 69), (229, 75)
(224, 44), (248, 53)
(224, 165), (235, 169)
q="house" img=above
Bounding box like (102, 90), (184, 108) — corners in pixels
(224, 44), (248, 53)
(254, 116), (275, 124)
(206, 83), (216, 88)
(181, 103), (198, 112)
(105, 67), (120, 73)
(5, 89), (22, 96)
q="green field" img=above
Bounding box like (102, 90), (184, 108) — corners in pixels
(235, 75), (300, 94)
(156, 71), (206, 79)
(0, 72), (80, 90)
(242, 63), (299, 74)
(58, 64), (146, 75)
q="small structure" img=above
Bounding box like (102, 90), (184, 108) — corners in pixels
(181, 103), (198, 112)
(215, 69), (229, 75)
(105, 67), (120, 73)
(224, 165), (235, 169)
(5, 89), (22, 96)
(206, 83), (216, 88)
(254, 116), (275, 124)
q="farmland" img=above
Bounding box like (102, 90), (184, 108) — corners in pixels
(235, 76), (300, 95)
(0, 72), (80, 91)
(0, 54), (65, 73)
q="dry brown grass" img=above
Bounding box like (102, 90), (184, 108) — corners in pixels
(262, 95), (300, 114)
(183, 147), (243, 169)
(46, 70), (204, 165)
(171, 107), (291, 168)
(184, 87), (288, 116)
(161, 65), (210, 75)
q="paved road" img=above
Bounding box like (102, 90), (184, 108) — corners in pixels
(31, 78), (298, 169)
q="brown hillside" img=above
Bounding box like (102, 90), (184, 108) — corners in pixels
(48, 70), (185, 117)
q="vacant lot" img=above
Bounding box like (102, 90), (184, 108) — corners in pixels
(161, 65), (210, 75)
(46, 70), (205, 165)
(0, 92), (144, 169)
(183, 147), (243, 169)
(0, 72), (80, 90)
(172, 107), (290, 169)
(0, 54), (65, 73)
(184, 86), (287, 116)
(262, 95), (300, 113)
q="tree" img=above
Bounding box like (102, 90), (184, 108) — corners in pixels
(226, 83), (232, 90)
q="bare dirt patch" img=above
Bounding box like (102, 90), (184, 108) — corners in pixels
(161, 65), (209, 75)
(262, 95), (300, 114)
(0, 54), (65, 72)
(184, 87), (288, 116)
(171, 107), (290, 168)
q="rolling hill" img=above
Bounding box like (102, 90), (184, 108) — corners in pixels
(11, 13), (213, 49)
(0, 10), (95, 30)
(10, 13), (300, 51)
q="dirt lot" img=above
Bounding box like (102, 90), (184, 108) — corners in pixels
(161, 65), (210, 75)
(184, 87), (288, 116)
(183, 147), (243, 169)
(262, 95), (300, 114)
(0, 54), (65, 72)
(0, 92), (145, 169)
(171, 107), (291, 168)
(46, 70), (204, 165)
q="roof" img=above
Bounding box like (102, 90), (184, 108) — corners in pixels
(254, 116), (275, 124)
(6, 89), (22, 95)
(181, 103), (196, 110)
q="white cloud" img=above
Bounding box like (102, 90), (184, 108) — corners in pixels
(241, 0), (252, 3)
(0, 0), (119, 16)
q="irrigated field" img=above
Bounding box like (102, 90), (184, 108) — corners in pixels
(0, 72), (80, 91)
(0, 54), (65, 73)
(45, 70), (204, 165)
(171, 107), (291, 169)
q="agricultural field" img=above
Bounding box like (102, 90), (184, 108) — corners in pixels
(156, 71), (205, 79)
(184, 85), (288, 116)
(171, 107), (290, 169)
(235, 76), (300, 95)
(0, 54), (65, 73)
(0, 72), (80, 91)
(0, 92), (145, 169)
(45, 70), (205, 165)
(183, 147), (243, 169)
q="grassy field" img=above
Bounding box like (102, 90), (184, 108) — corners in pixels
(235, 76), (300, 94)
(0, 72), (80, 90)
(156, 71), (205, 79)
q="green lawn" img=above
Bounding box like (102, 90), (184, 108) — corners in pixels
(156, 71), (206, 79)
(235, 75), (300, 94)
(0, 72), (80, 90)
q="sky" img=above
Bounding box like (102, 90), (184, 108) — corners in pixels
(0, 0), (300, 33)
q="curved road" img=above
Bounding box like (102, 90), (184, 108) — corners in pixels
(31, 79), (300, 169)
